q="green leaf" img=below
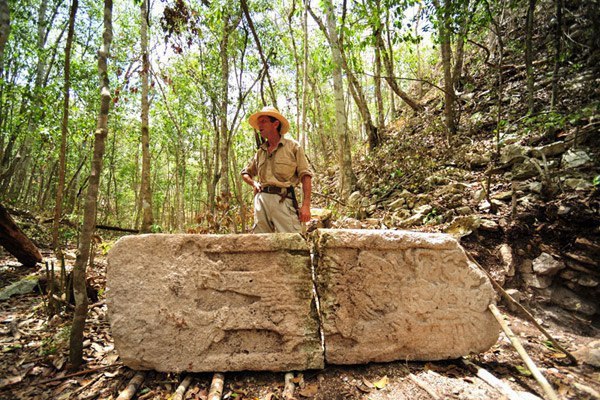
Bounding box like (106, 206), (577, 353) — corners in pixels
(515, 365), (532, 376)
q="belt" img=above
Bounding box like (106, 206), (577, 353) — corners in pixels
(261, 186), (289, 195)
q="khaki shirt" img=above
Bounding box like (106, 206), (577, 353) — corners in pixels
(241, 137), (312, 187)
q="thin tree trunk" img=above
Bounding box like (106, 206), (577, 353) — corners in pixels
(69, 0), (113, 369)
(526, 0), (536, 114)
(373, 0), (384, 128)
(53, 0), (78, 251)
(309, 1), (356, 197)
(0, 0), (11, 132)
(139, 0), (153, 233)
(240, 0), (276, 107)
(377, 30), (424, 112)
(436, 0), (457, 137)
(301, 0), (309, 149)
(550, 0), (562, 109)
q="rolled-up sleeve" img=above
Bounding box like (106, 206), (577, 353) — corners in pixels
(295, 145), (313, 179)
(241, 154), (258, 177)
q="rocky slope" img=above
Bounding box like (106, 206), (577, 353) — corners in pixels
(314, 0), (599, 331)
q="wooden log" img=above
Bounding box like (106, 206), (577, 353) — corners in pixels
(0, 203), (42, 266)
(282, 372), (295, 399)
(173, 375), (193, 400)
(116, 372), (145, 400)
(488, 304), (559, 400)
(462, 359), (527, 400)
(208, 373), (225, 400)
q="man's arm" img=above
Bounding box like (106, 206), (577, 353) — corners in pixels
(242, 173), (262, 195)
(299, 174), (311, 222)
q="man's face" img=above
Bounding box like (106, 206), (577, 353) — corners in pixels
(257, 116), (280, 138)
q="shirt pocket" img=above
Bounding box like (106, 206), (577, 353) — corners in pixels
(273, 160), (296, 182)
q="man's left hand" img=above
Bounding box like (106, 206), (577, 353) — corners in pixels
(299, 204), (311, 222)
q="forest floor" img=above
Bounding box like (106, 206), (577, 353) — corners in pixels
(0, 247), (599, 400)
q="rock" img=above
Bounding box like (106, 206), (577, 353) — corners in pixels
(337, 217), (362, 229)
(563, 178), (593, 191)
(493, 191), (513, 201)
(511, 161), (540, 180)
(455, 206), (472, 215)
(500, 143), (530, 165)
(519, 259), (534, 274)
(498, 244), (515, 277)
(562, 149), (592, 169)
(310, 208), (333, 229)
(314, 229), (499, 364)
(550, 286), (597, 316)
(522, 273), (553, 289)
(347, 191), (363, 207)
(364, 218), (380, 227)
(577, 275), (599, 287)
(574, 237), (600, 255)
(398, 213), (425, 228)
(412, 204), (433, 215)
(465, 153), (490, 168)
(573, 340), (600, 367)
(532, 252), (565, 276)
(107, 234), (323, 372)
(533, 141), (570, 157)
(505, 288), (523, 303)
(479, 219), (500, 231)
(388, 197), (406, 210)
(444, 216), (481, 238)
(527, 181), (543, 194)
(0, 275), (39, 300)
(564, 252), (598, 267)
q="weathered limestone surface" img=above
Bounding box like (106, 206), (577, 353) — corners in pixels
(107, 233), (323, 372)
(314, 229), (499, 364)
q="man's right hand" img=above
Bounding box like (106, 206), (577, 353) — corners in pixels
(253, 181), (262, 196)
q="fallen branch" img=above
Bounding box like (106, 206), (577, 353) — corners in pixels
(282, 372), (295, 399)
(208, 372), (225, 400)
(38, 363), (121, 384)
(462, 358), (526, 400)
(399, 365), (441, 400)
(173, 375), (194, 400)
(466, 252), (577, 364)
(489, 304), (559, 400)
(117, 371), (145, 400)
(409, 373), (442, 400)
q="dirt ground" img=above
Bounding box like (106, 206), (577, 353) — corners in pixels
(0, 251), (599, 400)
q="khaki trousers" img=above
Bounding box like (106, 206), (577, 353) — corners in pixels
(253, 192), (301, 233)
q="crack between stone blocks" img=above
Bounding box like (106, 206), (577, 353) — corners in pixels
(309, 239), (326, 360)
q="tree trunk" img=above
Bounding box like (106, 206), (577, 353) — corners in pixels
(526, 0), (536, 114)
(373, 0), (384, 128)
(377, 30), (424, 113)
(438, 0), (457, 137)
(314, 0), (356, 197)
(0, 0), (10, 132)
(0, 203), (42, 266)
(139, 0), (153, 233)
(8, 0), (49, 201)
(52, 0), (78, 251)
(301, 0), (309, 149)
(69, 0), (112, 369)
(550, 0), (562, 109)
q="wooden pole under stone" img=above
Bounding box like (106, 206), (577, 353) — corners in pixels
(116, 372), (145, 400)
(173, 375), (193, 400)
(282, 372), (295, 399)
(208, 372), (225, 400)
(489, 304), (559, 400)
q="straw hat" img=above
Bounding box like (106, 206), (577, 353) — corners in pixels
(248, 106), (290, 135)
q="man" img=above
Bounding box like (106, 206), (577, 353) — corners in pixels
(241, 106), (312, 233)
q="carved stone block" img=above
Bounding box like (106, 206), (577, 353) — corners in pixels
(314, 229), (499, 364)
